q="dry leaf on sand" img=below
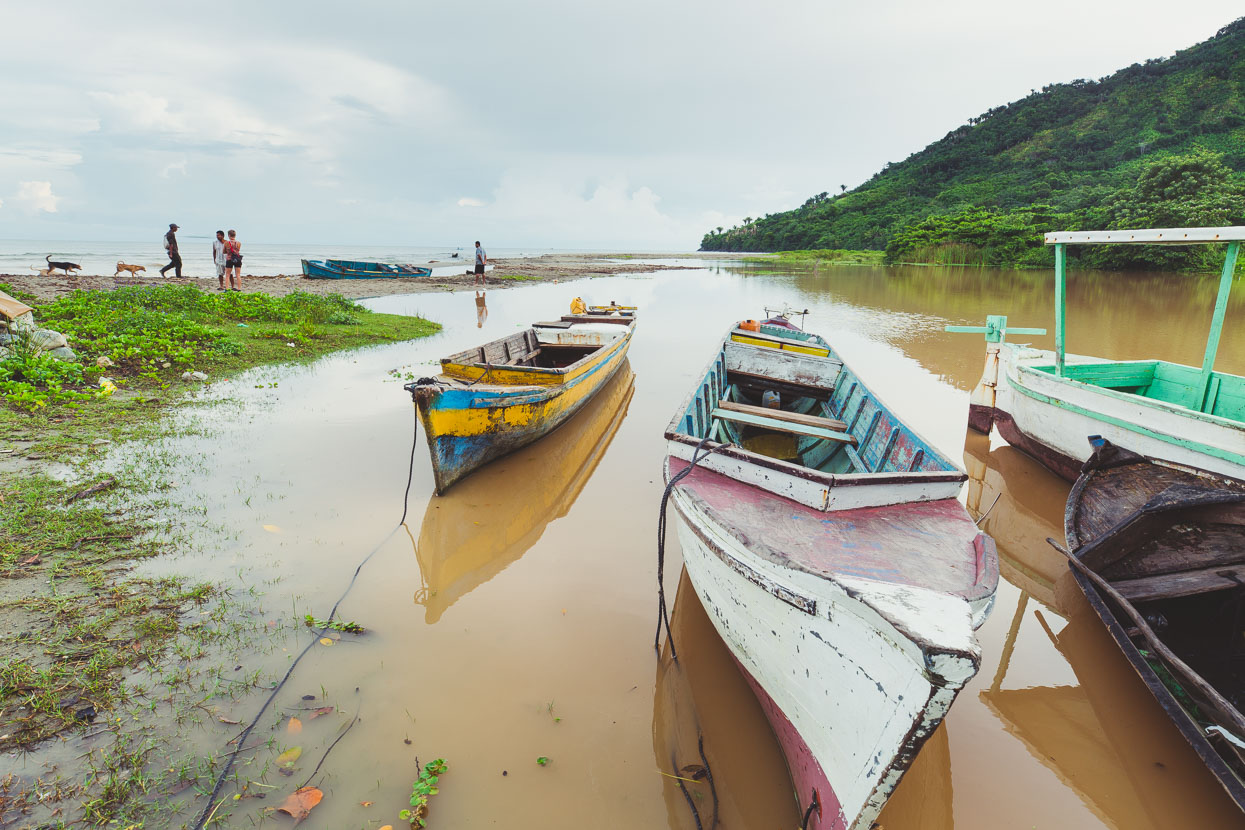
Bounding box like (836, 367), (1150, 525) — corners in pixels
(287, 716), (303, 734)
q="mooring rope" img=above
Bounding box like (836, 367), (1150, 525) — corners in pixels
(800, 789), (822, 830)
(655, 433), (727, 661)
(192, 403), (423, 830)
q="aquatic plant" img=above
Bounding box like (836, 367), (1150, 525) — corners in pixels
(303, 614), (365, 634)
(399, 758), (447, 828)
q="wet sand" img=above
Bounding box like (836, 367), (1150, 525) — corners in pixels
(0, 252), (739, 303)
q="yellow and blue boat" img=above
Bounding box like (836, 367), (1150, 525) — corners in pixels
(404, 305), (636, 493)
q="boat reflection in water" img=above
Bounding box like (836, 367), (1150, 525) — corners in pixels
(652, 569), (800, 830)
(966, 429), (1243, 827)
(963, 429), (1069, 609)
(653, 569), (954, 830)
(411, 363), (634, 623)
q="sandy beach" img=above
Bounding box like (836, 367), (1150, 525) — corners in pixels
(0, 252), (747, 303)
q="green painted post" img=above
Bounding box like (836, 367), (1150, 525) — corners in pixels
(1194, 240), (1240, 412)
(1054, 243), (1067, 377)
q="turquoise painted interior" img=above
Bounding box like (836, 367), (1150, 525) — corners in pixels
(1031, 361), (1245, 422)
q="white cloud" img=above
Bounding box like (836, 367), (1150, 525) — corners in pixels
(457, 197), (485, 208)
(15, 181), (59, 213)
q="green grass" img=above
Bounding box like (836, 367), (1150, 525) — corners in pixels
(744, 249), (884, 266)
(494, 273), (542, 281)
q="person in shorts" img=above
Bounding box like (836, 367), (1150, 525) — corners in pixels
(224, 229), (243, 291)
(160, 223), (182, 277)
(474, 240), (487, 285)
(212, 230), (227, 290)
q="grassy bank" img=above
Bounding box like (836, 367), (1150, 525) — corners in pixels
(0, 285), (438, 824)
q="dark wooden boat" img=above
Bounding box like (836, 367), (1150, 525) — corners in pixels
(1064, 436), (1245, 809)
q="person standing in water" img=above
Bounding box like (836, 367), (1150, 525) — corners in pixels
(474, 240), (487, 285)
(160, 223), (182, 277)
(224, 229), (243, 291)
(212, 230), (227, 290)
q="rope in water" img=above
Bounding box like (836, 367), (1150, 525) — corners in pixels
(654, 434), (727, 661)
(192, 404), (423, 830)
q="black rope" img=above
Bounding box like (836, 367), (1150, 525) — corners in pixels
(655, 434), (727, 660)
(800, 789), (822, 830)
(191, 402), (423, 830)
(698, 735), (719, 829)
(675, 771), (705, 830)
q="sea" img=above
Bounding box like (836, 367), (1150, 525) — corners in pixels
(0, 239), (592, 279)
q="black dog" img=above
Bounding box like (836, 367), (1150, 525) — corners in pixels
(45, 254), (82, 275)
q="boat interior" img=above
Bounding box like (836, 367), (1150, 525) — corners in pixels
(442, 316), (633, 374)
(674, 322), (956, 476)
(1031, 360), (1245, 423)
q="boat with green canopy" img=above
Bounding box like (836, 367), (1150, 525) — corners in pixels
(949, 226), (1244, 482)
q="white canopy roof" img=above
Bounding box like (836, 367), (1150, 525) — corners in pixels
(1045, 227), (1245, 245)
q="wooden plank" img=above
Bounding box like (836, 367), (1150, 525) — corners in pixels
(711, 407), (856, 444)
(1115, 563), (1245, 602)
(731, 329), (831, 357)
(718, 399), (848, 431)
(1045, 227), (1245, 245)
(727, 369), (833, 402)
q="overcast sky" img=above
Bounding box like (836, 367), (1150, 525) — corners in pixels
(0, 1), (1239, 248)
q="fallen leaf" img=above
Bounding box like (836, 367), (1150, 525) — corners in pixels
(680, 764), (709, 781)
(379, 826), (393, 830)
(275, 786), (322, 822)
(308, 706), (334, 719)
(263, 524), (282, 533)
(276, 746), (302, 767)
(319, 638), (333, 647)
(287, 716), (302, 734)
(218, 716), (241, 725)
(360, 800), (373, 807)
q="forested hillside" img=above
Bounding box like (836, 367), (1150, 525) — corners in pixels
(701, 17), (1245, 269)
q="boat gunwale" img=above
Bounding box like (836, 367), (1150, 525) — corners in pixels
(440, 317), (636, 383)
(664, 326), (968, 489)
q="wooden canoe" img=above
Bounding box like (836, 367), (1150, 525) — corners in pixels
(663, 317), (998, 830)
(411, 366), (634, 622)
(405, 310), (635, 493)
(1064, 437), (1245, 810)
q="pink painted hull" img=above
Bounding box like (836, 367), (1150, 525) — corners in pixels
(733, 652), (845, 830)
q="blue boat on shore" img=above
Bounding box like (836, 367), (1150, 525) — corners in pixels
(301, 259), (433, 279)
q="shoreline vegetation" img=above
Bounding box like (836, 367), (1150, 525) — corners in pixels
(0, 283), (439, 825)
(701, 18), (1245, 273)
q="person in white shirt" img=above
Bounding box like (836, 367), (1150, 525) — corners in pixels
(212, 230), (227, 290)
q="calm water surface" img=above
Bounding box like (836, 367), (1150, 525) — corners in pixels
(24, 261), (1244, 828)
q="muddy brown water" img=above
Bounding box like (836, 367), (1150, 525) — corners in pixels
(14, 261), (1244, 828)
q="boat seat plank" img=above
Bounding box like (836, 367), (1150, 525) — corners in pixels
(726, 369), (833, 401)
(1113, 564), (1245, 602)
(711, 407), (856, 444)
(731, 328), (831, 356)
(717, 399), (848, 432)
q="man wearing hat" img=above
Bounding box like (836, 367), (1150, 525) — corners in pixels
(160, 223), (182, 278)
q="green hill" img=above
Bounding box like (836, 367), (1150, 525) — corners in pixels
(701, 17), (1245, 270)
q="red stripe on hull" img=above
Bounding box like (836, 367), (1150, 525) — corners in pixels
(730, 652), (848, 830)
(989, 407), (1083, 482)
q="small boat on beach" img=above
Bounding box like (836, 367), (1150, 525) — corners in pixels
(663, 314), (998, 830)
(405, 304), (636, 493)
(949, 226), (1245, 481)
(301, 258), (433, 279)
(1062, 437), (1245, 810)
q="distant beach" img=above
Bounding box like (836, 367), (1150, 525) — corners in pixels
(0, 243), (742, 301)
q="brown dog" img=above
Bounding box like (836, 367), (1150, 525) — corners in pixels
(115, 262), (146, 276)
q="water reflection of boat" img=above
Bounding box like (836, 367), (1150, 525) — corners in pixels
(963, 429), (1069, 609)
(652, 569), (800, 830)
(406, 309), (636, 493)
(982, 588), (1245, 828)
(664, 318), (997, 830)
(412, 365), (634, 623)
(1064, 439), (1245, 810)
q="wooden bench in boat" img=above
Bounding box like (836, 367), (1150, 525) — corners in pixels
(727, 368), (834, 401)
(712, 399), (855, 444)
